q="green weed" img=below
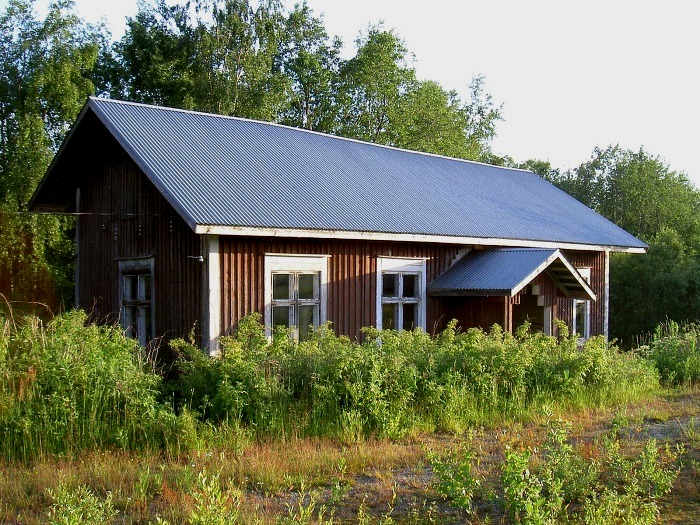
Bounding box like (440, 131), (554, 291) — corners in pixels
(647, 320), (700, 386)
(47, 483), (117, 525)
(426, 440), (480, 512)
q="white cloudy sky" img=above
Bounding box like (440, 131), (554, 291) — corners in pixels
(11, 0), (700, 186)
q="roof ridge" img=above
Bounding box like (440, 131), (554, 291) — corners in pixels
(88, 96), (534, 175)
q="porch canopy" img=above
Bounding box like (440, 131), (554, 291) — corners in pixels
(428, 248), (596, 301)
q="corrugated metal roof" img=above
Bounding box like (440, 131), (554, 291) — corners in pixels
(428, 248), (595, 300)
(39, 97), (647, 250)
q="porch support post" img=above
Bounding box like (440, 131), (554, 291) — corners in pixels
(604, 249), (610, 341)
(504, 297), (513, 333)
(202, 234), (221, 356)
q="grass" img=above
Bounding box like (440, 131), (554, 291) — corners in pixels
(1, 391), (697, 523)
(1, 311), (700, 522)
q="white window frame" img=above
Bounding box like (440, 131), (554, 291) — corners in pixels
(572, 267), (591, 340)
(118, 257), (155, 347)
(376, 257), (427, 331)
(264, 254), (329, 340)
(543, 306), (553, 336)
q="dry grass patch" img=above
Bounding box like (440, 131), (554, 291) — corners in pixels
(1, 390), (698, 524)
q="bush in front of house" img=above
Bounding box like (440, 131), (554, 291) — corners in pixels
(0, 310), (662, 461)
(171, 315), (660, 439)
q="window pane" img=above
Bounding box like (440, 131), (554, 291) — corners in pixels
(139, 274), (152, 301)
(124, 305), (136, 338)
(139, 306), (153, 342)
(575, 300), (587, 336)
(298, 304), (318, 342)
(298, 273), (318, 300)
(402, 303), (417, 330)
(139, 306), (152, 344)
(124, 275), (137, 301)
(272, 305), (291, 329)
(382, 303), (397, 329)
(273, 274), (291, 300)
(382, 273), (398, 298)
(403, 274), (418, 298)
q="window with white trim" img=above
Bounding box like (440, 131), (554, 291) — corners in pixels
(118, 258), (154, 347)
(264, 255), (328, 340)
(376, 257), (427, 330)
(572, 267), (591, 340)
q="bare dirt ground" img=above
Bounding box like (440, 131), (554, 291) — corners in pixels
(245, 390), (700, 524)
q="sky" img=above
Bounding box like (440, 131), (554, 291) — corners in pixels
(14, 0), (700, 186)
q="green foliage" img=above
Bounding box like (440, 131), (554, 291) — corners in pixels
(610, 228), (700, 346)
(646, 320), (700, 386)
(171, 315), (659, 439)
(0, 310), (183, 461)
(188, 472), (241, 525)
(502, 445), (565, 525)
(47, 483), (118, 525)
(499, 419), (681, 525)
(109, 0), (290, 120)
(426, 440), (480, 512)
(0, 0), (105, 308)
(336, 27), (500, 160)
(278, 3), (342, 132)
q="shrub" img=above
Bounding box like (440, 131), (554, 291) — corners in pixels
(47, 483), (118, 525)
(171, 315), (660, 440)
(647, 321), (700, 386)
(499, 419), (681, 524)
(0, 311), (181, 460)
(426, 440), (480, 512)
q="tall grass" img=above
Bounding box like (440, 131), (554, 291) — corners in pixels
(0, 310), (184, 461)
(172, 316), (661, 439)
(0, 310), (666, 462)
(646, 320), (700, 386)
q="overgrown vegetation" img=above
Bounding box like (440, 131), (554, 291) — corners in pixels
(2, 311), (700, 523)
(646, 320), (700, 386)
(0, 310), (187, 461)
(170, 316), (659, 441)
(0, 311), (660, 462)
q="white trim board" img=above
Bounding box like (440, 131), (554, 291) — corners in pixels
(195, 224), (646, 254)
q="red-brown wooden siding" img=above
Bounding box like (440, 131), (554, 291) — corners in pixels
(76, 122), (202, 351)
(219, 238), (464, 340)
(559, 250), (607, 336)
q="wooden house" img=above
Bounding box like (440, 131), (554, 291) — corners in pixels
(29, 98), (646, 353)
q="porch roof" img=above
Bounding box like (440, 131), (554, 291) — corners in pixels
(428, 248), (596, 301)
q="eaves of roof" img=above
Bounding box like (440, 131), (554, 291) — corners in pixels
(30, 97), (649, 254)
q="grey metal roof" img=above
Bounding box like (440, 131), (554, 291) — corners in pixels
(428, 248), (596, 300)
(33, 97), (647, 250)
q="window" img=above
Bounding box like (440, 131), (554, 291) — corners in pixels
(572, 267), (591, 340)
(118, 258), (154, 347)
(264, 255), (328, 340)
(376, 257), (426, 330)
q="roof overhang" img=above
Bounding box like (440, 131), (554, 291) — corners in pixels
(194, 224), (646, 254)
(27, 98), (647, 256)
(28, 100), (95, 212)
(428, 248), (597, 301)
